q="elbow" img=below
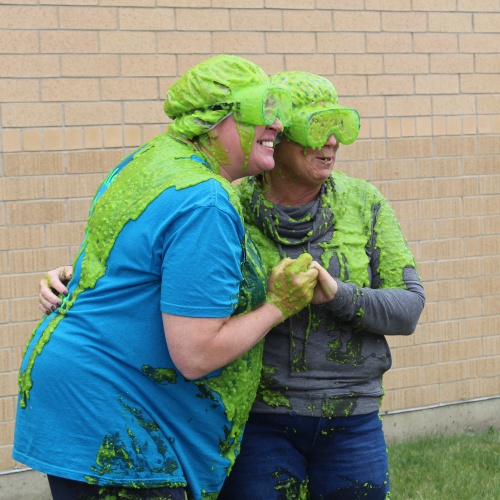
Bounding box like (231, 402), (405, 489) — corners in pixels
(400, 304), (424, 335)
(171, 355), (215, 380)
(174, 361), (211, 381)
(400, 320), (419, 336)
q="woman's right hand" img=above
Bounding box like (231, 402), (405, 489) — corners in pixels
(39, 266), (73, 314)
(266, 253), (318, 321)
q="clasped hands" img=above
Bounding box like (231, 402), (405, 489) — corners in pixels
(266, 253), (338, 320)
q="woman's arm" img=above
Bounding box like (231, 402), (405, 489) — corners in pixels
(324, 271), (425, 335)
(39, 256), (319, 379)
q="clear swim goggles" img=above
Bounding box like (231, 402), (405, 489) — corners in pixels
(220, 84), (293, 127)
(285, 106), (360, 149)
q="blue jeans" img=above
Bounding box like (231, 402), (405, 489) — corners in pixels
(219, 411), (390, 500)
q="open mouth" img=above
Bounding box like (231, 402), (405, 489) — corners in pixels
(259, 141), (275, 148)
(316, 156), (333, 165)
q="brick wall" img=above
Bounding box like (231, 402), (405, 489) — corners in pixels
(1, 1), (499, 473)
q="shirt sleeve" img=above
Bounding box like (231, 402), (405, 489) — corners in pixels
(160, 185), (245, 318)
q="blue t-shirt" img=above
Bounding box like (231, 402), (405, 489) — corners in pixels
(13, 135), (267, 499)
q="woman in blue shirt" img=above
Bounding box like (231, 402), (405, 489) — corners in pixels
(13, 56), (319, 500)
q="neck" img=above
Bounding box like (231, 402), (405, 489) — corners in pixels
(262, 172), (321, 206)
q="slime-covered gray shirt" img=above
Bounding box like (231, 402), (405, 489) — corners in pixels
(238, 171), (425, 417)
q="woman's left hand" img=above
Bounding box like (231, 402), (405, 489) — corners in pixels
(309, 261), (338, 304)
(39, 266), (73, 314)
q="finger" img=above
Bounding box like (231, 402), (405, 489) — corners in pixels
(296, 252), (313, 269)
(273, 258), (294, 274)
(61, 266), (73, 283)
(39, 286), (62, 307)
(294, 278), (316, 300)
(288, 253), (313, 274)
(293, 268), (318, 287)
(308, 260), (323, 271)
(38, 294), (57, 313)
(45, 279), (68, 297)
(309, 261), (331, 283)
(309, 264), (333, 287)
(304, 267), (319, 279)
(38, 303), (51, 315)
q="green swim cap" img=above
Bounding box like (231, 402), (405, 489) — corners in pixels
(165, 55), (270, 139)
(271, 71), (360, 149)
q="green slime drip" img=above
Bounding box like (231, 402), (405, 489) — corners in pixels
(257, 364), (291, 409)
(321, 393), (358, 417)
(271, 468), (309, 500)
(87, 400), (181, 487)
(235, 121), (255, 172)
(197, 132), (230, 169)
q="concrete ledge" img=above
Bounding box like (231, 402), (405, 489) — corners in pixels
(2, 397), (499, 499)
(382, 397), (500, 443)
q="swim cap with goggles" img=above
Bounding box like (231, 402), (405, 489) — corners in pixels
(165, 55), (292, 139)
(271, 71), (360, 149)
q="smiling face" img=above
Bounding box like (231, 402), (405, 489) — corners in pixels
(209, 115), (283, 182)
(245, 121), (283, 176)
(273, 134), (339, 190)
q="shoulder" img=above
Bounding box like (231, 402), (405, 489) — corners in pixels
(180, 178), (241, 216)
(332, 171), (385, 201)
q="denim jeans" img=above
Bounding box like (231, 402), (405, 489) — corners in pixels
(219, 411), (390, 500)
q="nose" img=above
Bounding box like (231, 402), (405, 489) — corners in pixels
(267, 118), (284, 133)
(325, 134), (339, 147)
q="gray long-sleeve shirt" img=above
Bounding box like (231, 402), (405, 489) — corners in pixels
(238, 171), (425, 417)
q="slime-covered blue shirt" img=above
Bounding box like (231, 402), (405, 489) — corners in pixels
(13, 134), (267, 499)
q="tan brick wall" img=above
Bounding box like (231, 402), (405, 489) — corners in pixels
(1, 2), (499, 473)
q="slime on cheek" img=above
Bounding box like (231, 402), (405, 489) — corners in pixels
(235, 121), (255, 172)
(198, 132), (230, 167)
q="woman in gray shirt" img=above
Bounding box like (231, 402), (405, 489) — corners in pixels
(220, 71), (425, 500)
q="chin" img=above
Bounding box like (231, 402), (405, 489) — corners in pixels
(261, 161), (276, 172)
(249, 158), (276, 174)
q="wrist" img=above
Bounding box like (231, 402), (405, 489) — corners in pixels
(263, 299), (286, 325)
